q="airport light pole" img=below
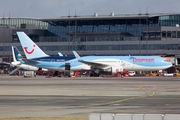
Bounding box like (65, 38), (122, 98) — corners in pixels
(138, 8), (141, 55)
(2, 12), (5, 61)
(68, 10), (71, 55)
(8, 12), (11, 63)
(74, 10), (77, 51)
(146, 12), (149, 56)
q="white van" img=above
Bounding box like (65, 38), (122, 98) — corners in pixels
(24, 71), (34, 78)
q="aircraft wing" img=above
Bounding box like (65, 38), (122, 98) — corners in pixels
(78, 59), (109, 68)
(72, 51), (109, 69)
(22, 58), (41, 64)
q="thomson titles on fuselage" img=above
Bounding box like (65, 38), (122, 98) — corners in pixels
(133, 58), (154, 62)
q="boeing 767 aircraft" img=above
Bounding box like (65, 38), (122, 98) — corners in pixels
(72, 51), (172, 75)
(17, 31), (172, 76)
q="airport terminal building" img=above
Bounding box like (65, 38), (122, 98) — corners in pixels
(1, 13), (180, 63)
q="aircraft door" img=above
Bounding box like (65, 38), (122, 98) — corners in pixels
(156, 59), (159, 65)
(65, 63), (70, 70)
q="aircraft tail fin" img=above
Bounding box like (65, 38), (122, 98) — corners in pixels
(12, 46), (22, 62)
(16, 32), (49, 59)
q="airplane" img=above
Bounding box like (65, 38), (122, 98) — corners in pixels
(16, 32), (75, 72)
(9, 46), (48, 75)
(71, 51), (172, 76)
(17, 31), (172, 77)
(9, 46), (65, 75)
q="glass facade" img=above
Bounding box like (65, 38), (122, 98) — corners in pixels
(0, 18), (48, 29)
(46, 14), (180, 42)
(47, 17), (159, 38)
(39, 34), (141, 42)
(159, 15), (180, 26)
(37, 14), (180, 55)
(38, 44), (180, 51)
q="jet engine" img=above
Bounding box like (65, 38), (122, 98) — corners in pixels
(103, 66), (127, 77)
(101, 66), (124, 73)
(111, 66), (124, 74)
(90, 66), (125, 77)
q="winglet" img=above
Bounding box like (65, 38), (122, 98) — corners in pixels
(72, 51), (83, 61)
(58, 52), (63, 56)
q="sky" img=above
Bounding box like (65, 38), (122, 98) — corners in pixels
(0, 0), (180, 18)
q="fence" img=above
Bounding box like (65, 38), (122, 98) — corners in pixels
(89, 113), (180, 120)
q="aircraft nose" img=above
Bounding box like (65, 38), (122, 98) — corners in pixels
(168, 62), (172, 67)
(163, 57), (172, 66)
(166, 61), (172, 67)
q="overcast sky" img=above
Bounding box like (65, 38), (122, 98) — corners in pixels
(0, 0), (179, 18)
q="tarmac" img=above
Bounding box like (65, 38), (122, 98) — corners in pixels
(0, 75), (180, 118)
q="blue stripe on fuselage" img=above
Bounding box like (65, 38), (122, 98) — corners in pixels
(31, 56), (75, 62)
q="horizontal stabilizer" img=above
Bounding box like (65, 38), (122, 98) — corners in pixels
(1, 62), (10, 65)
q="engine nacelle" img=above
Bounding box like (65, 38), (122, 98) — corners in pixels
(92, 66), (125, 77)
(102, 66), (124, 74)
(111, 66), (124, 74)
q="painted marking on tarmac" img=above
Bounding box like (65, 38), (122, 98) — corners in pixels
(1, 85), (156, 113)
(57, 85), (157, 108)
(91, 85), (156, 106)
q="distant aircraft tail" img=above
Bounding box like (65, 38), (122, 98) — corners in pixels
(72, 51), (83, 61)
(58, 52), (63, 56)
(16, 32), (49, 59)
(12, 46), (22, 62)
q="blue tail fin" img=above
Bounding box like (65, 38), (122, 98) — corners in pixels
(12, 46), (22, 61)
(16, 32), (49, 59)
